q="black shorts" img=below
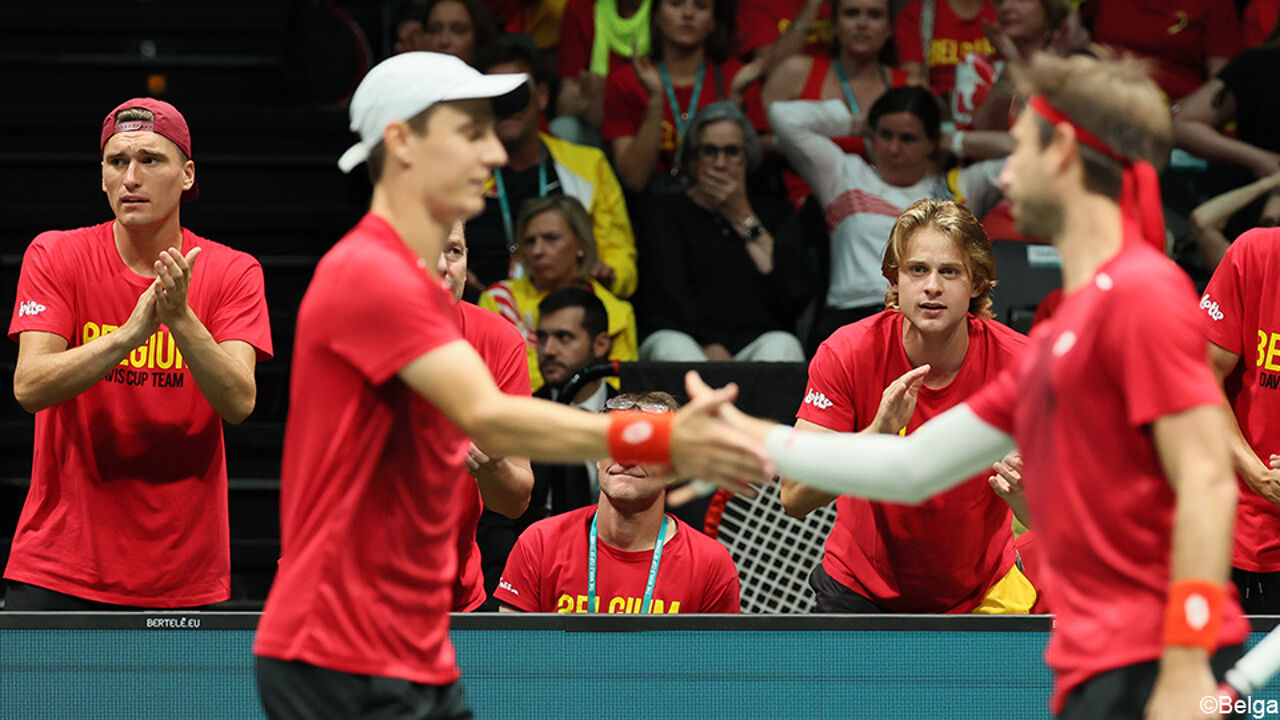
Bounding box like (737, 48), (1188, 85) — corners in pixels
(1232, 567), (1280, 614)
(256, 656), (473, 720)
(2, 580), (205, 611)
(808, 564), (888, 613)
(1058, 644), (1245, 720)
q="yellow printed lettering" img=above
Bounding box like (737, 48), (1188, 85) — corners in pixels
(608, 596), (626, 613)
(129, 341), (149, 368)
(1266, 332), (1280, 372)
(154, 332), (177, 369)
(929, 39), (959, 66)
(82, 321), (100, 345)
(1260, 330), (1269, 368)
(556, 594), (574, 613)
(576, 594), (589, 613)
(667, 600), (679, 614)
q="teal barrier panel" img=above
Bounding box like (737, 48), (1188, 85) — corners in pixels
(2, 615), (1278, 719)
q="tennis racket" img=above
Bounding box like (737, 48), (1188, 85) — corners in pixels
(1217, 624), (1280, 704)
(703, 483), (837, 614)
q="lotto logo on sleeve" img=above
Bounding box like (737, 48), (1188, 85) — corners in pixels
(1200, 293), (1225, 321)
(17, 300), (47, 318)
(804, 389), (833, 409)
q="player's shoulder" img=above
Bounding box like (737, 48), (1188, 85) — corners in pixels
(818, 310), (897, 356)
(184, 230), (261, 272)
(525, 505), (593, 542)
(460, 301), (525, 348)
(675, 516), (732, 562)
(1104, 243), (1197, 303)
(1222, 226), (1280, 267)
(27, 222), (112, 256)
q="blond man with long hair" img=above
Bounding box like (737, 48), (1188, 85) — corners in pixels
(781, 198), (1034, 615)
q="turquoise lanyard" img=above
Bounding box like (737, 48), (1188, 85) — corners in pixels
(494, 160), (548, 252)
(587, 511), (669, 613)
(833, 60), (861, 116)
(659, 61), (706, 170)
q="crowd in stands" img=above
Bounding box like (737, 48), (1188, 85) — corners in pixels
(392, 0), (1280, 362)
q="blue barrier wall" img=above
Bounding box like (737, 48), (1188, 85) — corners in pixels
(2, 615), (1277, 719)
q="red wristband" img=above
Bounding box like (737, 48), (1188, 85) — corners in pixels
(1163, 579), (1226, 651)
(606, 411), (673, 466)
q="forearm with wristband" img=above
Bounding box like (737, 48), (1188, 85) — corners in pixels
(1163, 579), (1226, 652)
(607, 411), (674, 466)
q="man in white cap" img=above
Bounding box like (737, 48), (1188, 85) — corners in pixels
(7, 97), (272, 610)
(252, 52), (769, 720)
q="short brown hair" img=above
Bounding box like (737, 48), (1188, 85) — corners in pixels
(881, 199), (996, 320)
(515, 195), (599, 281)
(111, 108), (189, 162)
(1015, 50), (1172, 200)
(606, 391), (682, 412)
(366, 104), (438, 184)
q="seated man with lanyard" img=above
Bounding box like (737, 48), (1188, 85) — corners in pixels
(496, 391), (741, 614)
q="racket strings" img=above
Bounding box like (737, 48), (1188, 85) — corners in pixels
(715, 483), (837, 613)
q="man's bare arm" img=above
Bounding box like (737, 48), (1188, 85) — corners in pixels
(468, 445), (534, 518)
(1145, 403), (1238, 720)
(399, 342), (769, 488)
(155, 247), (258, 423)
(13, 283), (160, 413)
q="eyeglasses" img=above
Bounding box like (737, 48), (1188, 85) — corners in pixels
(695, 142), (745, 163)
(604, 397), (673, 413)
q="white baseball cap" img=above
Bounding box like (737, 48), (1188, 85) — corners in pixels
(337, 52), (529, 174)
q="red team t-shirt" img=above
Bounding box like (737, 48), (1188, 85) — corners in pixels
(602, 59), (768, 176)
(1200, 228), (1280, 573)
(894, 0), (996, 97)
(966, 238), (1249, 711)
(1089, 0), (1242, 101)
(496, 505), (741, 613)
(451, 300), (532, 612)
(6, 221), (271, 607)
(254, 214), (469, 685)
(797, 310), (1025, 612)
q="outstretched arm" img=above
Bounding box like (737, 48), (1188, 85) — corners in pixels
(764, 405), (1015, 503)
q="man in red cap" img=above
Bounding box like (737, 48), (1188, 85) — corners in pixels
(5, 98), (272, 610)
(707, 50), (1249, 720)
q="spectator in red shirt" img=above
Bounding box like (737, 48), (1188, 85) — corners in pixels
(781, 199), (1033, 614)
(1202, 227), (1280, 615)
(604, 0), (764, 192)
(1244, 0), (1280, 48)
(6, 98), (272, 611)
(495, 392), (741, 613)
(894, 0), (997, 98)
(553, 0), (652, 146)
(763, 0), (907, 205)
(1086, 0), (1242, 102)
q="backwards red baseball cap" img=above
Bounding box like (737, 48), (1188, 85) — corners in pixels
(100, 97), (199, 202)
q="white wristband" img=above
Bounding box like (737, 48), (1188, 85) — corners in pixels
(950, 130), (966, 158)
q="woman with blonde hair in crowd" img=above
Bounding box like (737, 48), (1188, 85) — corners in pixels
(480, 195), (637, 391)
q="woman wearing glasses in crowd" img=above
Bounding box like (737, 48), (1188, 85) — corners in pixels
(480, 195), (638, 392)
(637, 103), (813, 362)
(603, 0), (769, 194)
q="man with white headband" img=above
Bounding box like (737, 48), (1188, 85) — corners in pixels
(6, 97), (271, 610)
(252, 52), (769, 720)
(701, 51), (1248, 720)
